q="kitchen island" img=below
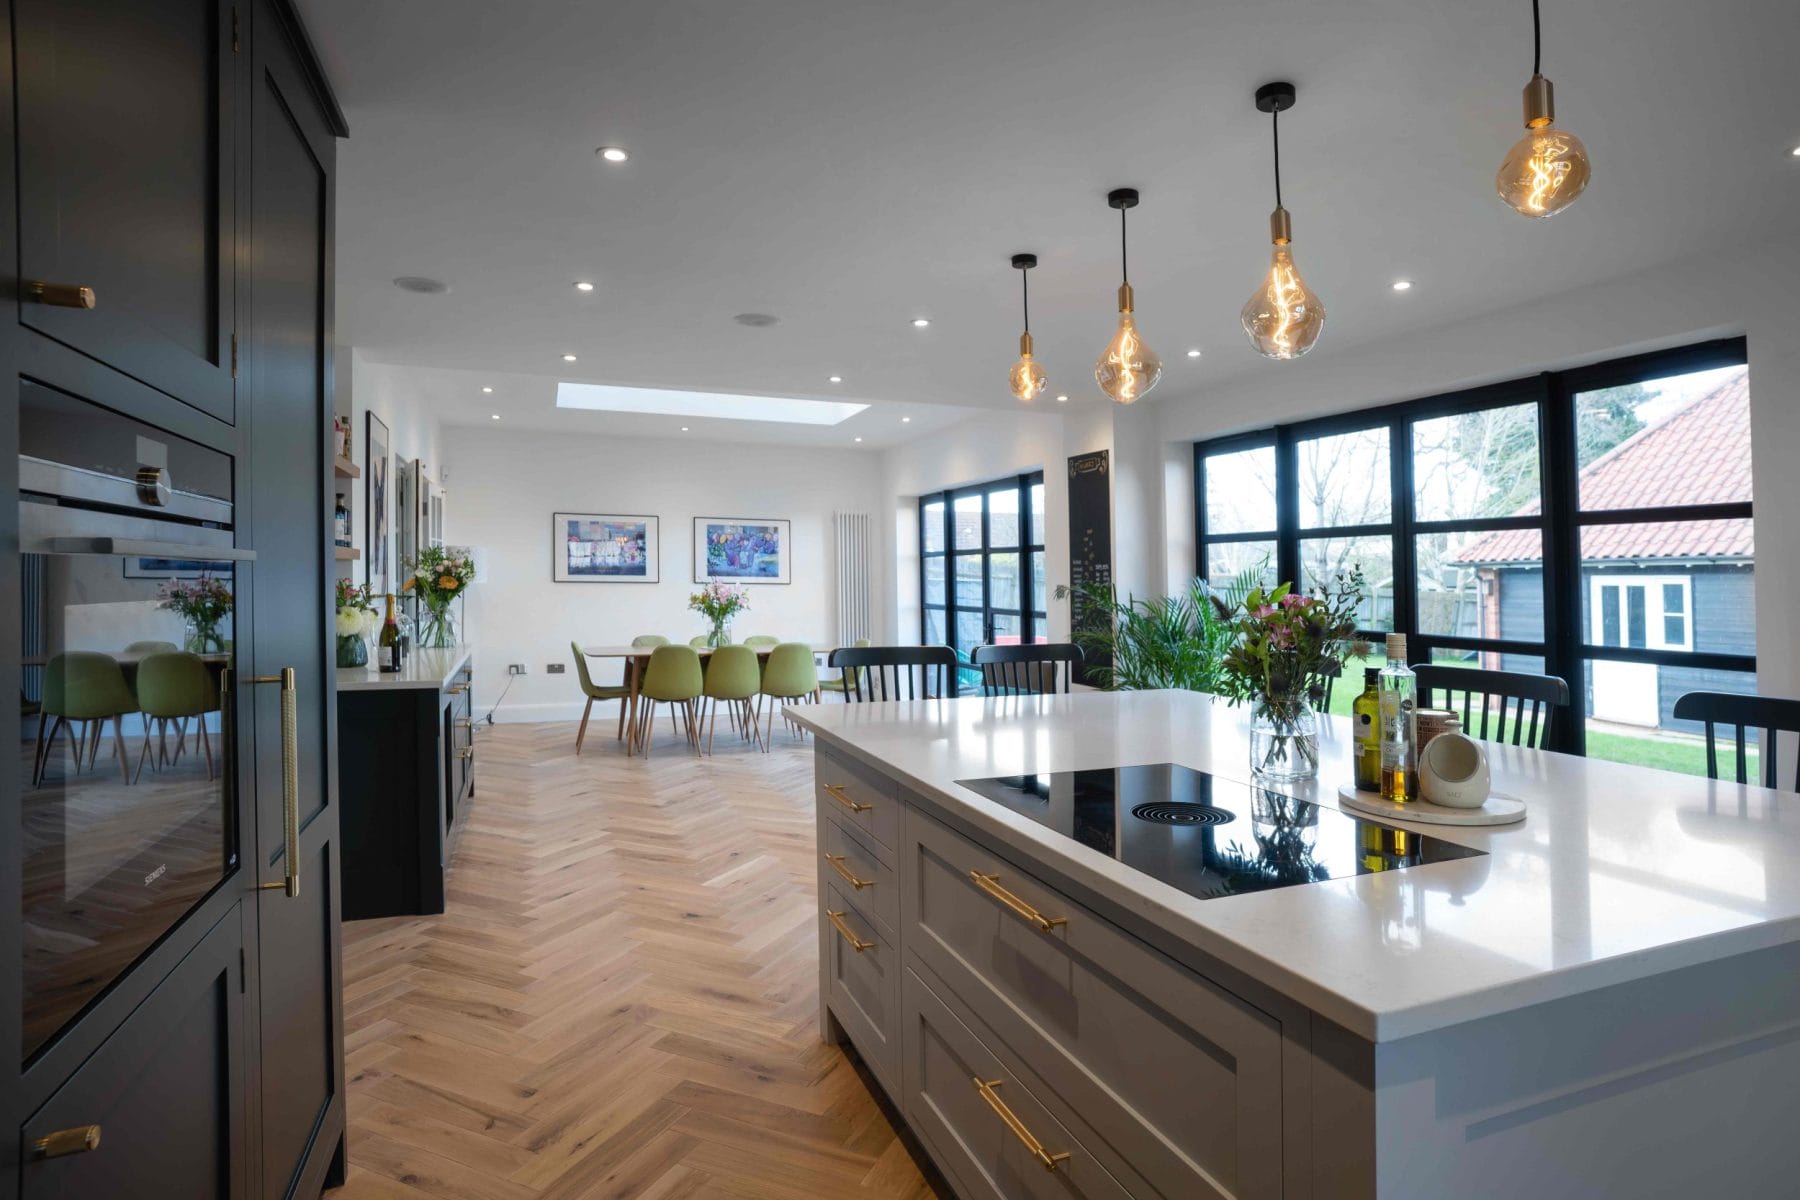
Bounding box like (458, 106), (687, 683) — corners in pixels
(789, 689), (1800, 1199)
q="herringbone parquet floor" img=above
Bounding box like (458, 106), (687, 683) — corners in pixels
(329, 718), (938, 1200)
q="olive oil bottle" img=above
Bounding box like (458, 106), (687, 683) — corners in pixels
(1378, 633), (1418, 802)
(1351, 667), (1382, 792)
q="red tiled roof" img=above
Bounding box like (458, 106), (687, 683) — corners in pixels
(1456, 370), (1752, 565)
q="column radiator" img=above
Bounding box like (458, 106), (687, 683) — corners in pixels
(834, 512), (873, 645)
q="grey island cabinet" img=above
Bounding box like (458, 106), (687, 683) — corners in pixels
(335, 647), (475, 919)
(788, 689), (1800, 1200)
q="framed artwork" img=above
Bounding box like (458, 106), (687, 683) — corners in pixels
(123, 557), (236, 580)
(693, 517), (791, 584)
(365, 411), (392, 593)
(554, 513), (659, 583)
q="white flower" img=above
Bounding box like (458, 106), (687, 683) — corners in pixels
(334, 610), (364, 637)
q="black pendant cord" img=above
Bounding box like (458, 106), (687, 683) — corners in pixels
(1532, 0), (1542, 75)
(1020, 266), (1031, 335)
(1119, 207), (1130, 285)
(1272, 107), (1284, 209)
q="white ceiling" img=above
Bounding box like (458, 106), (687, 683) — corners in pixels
(300, 0), (1800, 443)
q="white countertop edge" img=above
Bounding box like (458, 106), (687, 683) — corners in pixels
(787, 705), (1800, 1044)
(335, 645), (473, 692)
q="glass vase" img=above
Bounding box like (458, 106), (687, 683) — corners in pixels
(185, 617), (227, 655)
(335, 633), (368, 668)
(1249, 696), (1319, 783)
(419, 603), (456, 649)
(706, 618), (732, 649)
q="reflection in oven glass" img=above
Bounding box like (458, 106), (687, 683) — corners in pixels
(19, 553), (236, 1060)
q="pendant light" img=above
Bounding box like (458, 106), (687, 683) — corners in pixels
(1241, 82), (1325, 361)
(1496, 0), (1591, 217)
(1008, 253), (1048, 401)
(1093, 189), (1162, 404)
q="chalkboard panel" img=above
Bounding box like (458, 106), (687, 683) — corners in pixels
(1068, 450), (1112, 686)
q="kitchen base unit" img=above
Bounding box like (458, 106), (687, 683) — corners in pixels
(336, 648), (476, 919)
(792, 691), (1800, 1199)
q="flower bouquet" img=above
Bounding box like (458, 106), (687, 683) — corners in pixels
(402, 545), (474, 649)
(1215, 566), (1366, 782)
(334, 578), (380, 667)
(158, 573), (234, 654)
(689, 580), (749, 647)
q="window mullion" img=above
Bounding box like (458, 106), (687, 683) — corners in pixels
(1540, 372), (1583, 754)
(1392, 417), (1417, 652)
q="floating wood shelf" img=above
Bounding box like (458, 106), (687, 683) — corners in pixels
(334, 546), (360, 561)
(333, 456), (361, 478)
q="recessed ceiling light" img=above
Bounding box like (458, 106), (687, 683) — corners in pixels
(490, 413), (500, 420)
(734, 312), (779, 327)
(562, 354), (578, 362)
(597, 146), (629, 163)
(1791, 145), (1800, 157)
(1391, 279), (1414, 292)
(482, 386), (493, 393)
(1186, 349), (1202, 358)
(911, 318), (931, 328)
(902, 416), (911, 423)
(392, 276), (449, 295)
(1055, 394), (1069, 403)
(681, 426), (689, 432)
(574, 281), (595, 292)
(828, 375), (843, 383)
(854, 436), (863, 443)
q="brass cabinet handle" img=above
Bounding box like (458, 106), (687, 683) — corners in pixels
(826, 909), (875, 953)
(973, 1078), (1070, 1172)
(236, 667), (300, 898)
(448, 684), (468, 695)
(822, 782), (872, 813)
(458, 747), (475, 760)
(968, 871), (1066, 932)
(455, 718), (472, 729)
(32, 1124), (102, 1160)
(824, 853), (874, 890)
(29, 281), (96, 309)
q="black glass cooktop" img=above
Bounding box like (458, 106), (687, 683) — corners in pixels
(955, 763), (1484, 903)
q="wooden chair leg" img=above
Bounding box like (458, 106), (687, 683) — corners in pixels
(706, 699), (718, 756)
(640, 700), (657, 758)
(616, 695), (628, 741)
(575, 696), (594, 755)
(31, 712), (49, 788)
(746, 700), (766, 753)
(134, 727), (155, 784)
(112, 716), (131, 783)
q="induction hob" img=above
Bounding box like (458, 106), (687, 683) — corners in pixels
(954, 763), (1484, 903)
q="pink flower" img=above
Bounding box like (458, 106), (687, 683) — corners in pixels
(1280, 593), (1311, 610)
(1251, 604), (1279, 619)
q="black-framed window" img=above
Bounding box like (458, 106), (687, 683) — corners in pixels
(921, 472), (1047, 665)
(1195, 337), (1755, 773)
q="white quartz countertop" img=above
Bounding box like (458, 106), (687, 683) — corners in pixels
(787, 689), (1800, 1042)
(335, 645), (473, 693)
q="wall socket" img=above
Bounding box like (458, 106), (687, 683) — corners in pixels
(546, 663), (565, 674)
(507, 663), (527, 676)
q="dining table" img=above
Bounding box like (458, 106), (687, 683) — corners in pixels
(579, 642), (830, 754)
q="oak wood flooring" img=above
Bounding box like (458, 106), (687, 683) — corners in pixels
(329, 718), (938, 1200)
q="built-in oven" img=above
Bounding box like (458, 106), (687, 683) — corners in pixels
(16, 381), (253, 1062)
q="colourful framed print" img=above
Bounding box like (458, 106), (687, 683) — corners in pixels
(693, 517), (790, 584)
(554, 513), (659, 583)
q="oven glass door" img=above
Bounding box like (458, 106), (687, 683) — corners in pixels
(19, 548), (238, 1061)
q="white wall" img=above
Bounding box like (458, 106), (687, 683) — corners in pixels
(335, 349), (445, 591)
(1141, 235), (1800, 701)
(445, 426), (882, 722)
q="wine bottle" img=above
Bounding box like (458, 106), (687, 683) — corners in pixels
(1351, 667), (1382, 793)
(1378, 633), (1418, 802)
(333, 494), (350, 547)
(379, 593), (402, 673)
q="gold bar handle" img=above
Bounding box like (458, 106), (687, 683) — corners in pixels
(458, 747), (475, 760)
(448, 684), (468, 695)
(824, 853), (874, 890)
(822, 782), (872, 813)
(244, 668), (300, 898)
(973, 1078), (1070, 1172)
(32, 1124), (102, 1159)
(29, 281), (96, 309)
(825, 909), (874, 953)
(969, 871), (1066, 932)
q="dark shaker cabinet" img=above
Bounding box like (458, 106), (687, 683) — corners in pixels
(15, 0), (239, 422)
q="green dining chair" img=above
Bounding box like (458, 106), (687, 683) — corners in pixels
(701, 645), (763, 754)
(817, 638), (872, 700)
(742, 635), (779, 649)
(124, 639), (180, 656)
(631, 634), (669, 647)
(757, 642), (819, 750)
(630, 634), (674, 736)
(689, 635), (713, 649)
(634, 644), (704, 757)
(36, 651), (138, 785)
(571, 641), (631, 755)
(133, 652), (219, 782)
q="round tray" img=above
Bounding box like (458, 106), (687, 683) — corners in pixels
(1336, 784), (1526, 827)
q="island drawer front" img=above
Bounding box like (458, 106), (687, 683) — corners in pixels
(817, 749), (901, 856)
(823, 814), (897, 941)
(823, 881), (900, 1095)
(906, 808), (1284, 1200)
(902, 964), (1143, 1200)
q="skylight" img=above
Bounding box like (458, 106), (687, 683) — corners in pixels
(555, 382), (868, 425)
